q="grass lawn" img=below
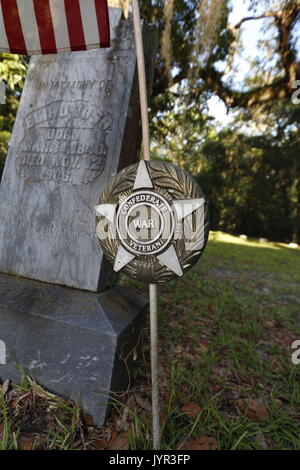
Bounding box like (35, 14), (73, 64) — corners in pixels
(1, 231), (300, 450)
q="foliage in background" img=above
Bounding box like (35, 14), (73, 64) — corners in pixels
(143, 0), (299, 113)
(152, 96), (300, 242)
(198, 111), (300, 242)
(147, 0), (300, 242)
(0, 54), (27, 174)
(0, 1), (299, 241)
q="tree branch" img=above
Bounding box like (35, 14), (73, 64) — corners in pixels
(151, 1), (300, 111)
(221, 2), (300, 108)
(233, 11), (276, 29)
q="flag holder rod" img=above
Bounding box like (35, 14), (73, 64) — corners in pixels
(132, 0), (160, 450)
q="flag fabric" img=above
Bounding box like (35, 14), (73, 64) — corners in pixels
(0, 0), (110, 55)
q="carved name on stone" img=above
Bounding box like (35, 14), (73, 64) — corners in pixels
(16, 100), (112, 185)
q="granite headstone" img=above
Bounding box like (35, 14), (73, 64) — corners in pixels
(0, 10), (157, 425)
(0, 8), (155, 291)
(0, 272), (147, 426)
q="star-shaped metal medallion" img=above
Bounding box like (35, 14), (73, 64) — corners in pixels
(95, 161), (207, 280)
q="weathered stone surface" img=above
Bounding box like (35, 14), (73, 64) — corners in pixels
(0, 273), (147, 426)
(0, 9), (156, 291)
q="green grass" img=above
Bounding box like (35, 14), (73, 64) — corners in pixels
(0, 389), (18, 450)
(120, 231), (300, 450)
(1, 231), (299, 450)
(0, 374), (82, 450)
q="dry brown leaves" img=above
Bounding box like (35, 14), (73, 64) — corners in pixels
(181, 401), (201, 419)
(17, 433), (35, 450)
(94, 437), (108, 450)
(237, 398), (270, 422)
(263, 323), (297, 355)
(180, 436), (217, 450)
(108, 431), (129, 450)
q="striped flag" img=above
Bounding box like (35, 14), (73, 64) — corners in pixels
(0, 0), (110, 55)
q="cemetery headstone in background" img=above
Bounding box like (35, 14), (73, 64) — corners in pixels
(0, 8), (157, 426)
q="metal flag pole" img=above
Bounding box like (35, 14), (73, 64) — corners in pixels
(149, 283), (160, 449)
(132, 0), (161, 450)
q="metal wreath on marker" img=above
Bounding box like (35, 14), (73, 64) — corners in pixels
(95, 160), (209, 283)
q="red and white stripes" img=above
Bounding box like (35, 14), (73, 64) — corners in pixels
(0, 0), (110, 55)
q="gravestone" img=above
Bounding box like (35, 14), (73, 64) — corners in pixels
(0, 7), (155, 292)
(0, 8), (157, 425)
(0, 273), (147, 426)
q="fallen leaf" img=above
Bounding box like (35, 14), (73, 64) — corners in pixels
(180, 436), (217, 450)
(198, 339), (209, 353)
(94, 438), (108, 450)
(108, 432), (129, 450)
(83, 413), (94, 427)
(212, 365), (230, 378)
(18, 433), (35, 450)
(181, 401), (201, 419)
(238, 398), (269, 422)
(270, 357), (284, 370)
(264, 320), (276, 328)
(186, 349), (198, 358)
(173, 344), (185, 355)
(110, 428), (118, 440)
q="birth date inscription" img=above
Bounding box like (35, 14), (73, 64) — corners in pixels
(16, 100), (113, 186)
